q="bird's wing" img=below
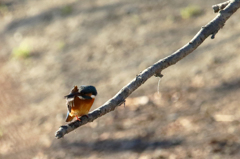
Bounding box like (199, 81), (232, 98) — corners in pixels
(66, 97), (75, 102)
(66, 96), (76, 113)
(64, 92), (79, 98)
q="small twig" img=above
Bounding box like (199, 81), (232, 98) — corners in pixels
(211, 30), (219, 39)
(55, 0), (240, 139)
(212, 1), (231, 13)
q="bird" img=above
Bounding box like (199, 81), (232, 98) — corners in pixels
(64, 85), (97, 122)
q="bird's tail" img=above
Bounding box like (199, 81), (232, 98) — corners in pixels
(65, 112), (74, 122)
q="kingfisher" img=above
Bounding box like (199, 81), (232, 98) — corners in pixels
(64, 85), (97, 122)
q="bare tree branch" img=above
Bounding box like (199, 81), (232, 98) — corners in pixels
(212, 1), (230, 13)
(55, 0), (240, 139)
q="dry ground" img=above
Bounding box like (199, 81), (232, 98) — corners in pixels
(0, 0), (240, 158)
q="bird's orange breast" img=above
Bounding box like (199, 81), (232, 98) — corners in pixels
(69, 96), (94, 117)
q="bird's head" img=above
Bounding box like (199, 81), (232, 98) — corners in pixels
(79, 85), (97, 98)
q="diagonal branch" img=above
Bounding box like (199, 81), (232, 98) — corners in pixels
(55, 0), (240, 139)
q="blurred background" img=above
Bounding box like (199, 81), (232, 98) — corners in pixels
(0, 0), (240, 158)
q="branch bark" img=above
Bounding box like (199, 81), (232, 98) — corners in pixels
(55, 0), (240, 139)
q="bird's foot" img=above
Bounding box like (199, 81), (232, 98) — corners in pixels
(75, 115), (81, 121)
